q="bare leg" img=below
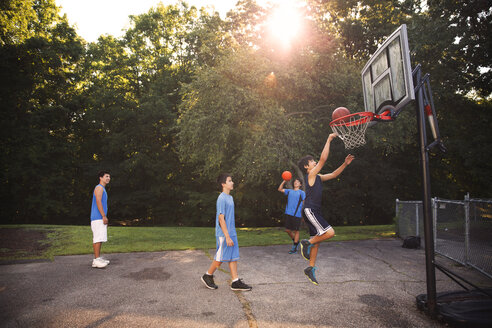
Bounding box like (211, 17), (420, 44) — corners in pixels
(293, 230), (300, 243)
(93, 242), (101, 259)
(207, 260), (222, 275)
(285, 229), (295, 240)
(228, 261), (238, 281)
(309, 228), (335, 245)
(306, 228), (335, 266)
(309, 243), (320, 267)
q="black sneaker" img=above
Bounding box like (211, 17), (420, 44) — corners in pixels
(231, 279), (252, 291)
(201, 274), (218, 289)
(304, 266), (319, 285)
(300, 239), (312, 260)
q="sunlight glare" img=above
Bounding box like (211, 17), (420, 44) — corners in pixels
(266, 1), (303, 48)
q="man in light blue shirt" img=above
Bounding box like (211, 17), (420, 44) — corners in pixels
(278, 178), (306, 254)
(201, 173), (252, 291)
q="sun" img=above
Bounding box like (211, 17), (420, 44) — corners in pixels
(265, 1), (304, 48)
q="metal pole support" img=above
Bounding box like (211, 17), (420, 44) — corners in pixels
(415, 66), (437, 316)
(464, 193), (470, 266)
(396, 199), (400, 237)
(432, 198), (437, 250)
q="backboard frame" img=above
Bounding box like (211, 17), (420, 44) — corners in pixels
(361, 24), (415, 116)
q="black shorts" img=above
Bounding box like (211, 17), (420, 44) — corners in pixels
(302, 207), (332, 237)
(285, 214), (301, 231)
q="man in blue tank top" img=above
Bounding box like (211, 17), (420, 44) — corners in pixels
(90, 171), (111, 269)
(297, 133), (355, 284)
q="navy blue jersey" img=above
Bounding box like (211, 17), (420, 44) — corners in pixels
(304, 174), (323, 210)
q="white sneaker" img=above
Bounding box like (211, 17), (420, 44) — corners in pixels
(92, 258), (108, 268)
(98, 257), (110, 264)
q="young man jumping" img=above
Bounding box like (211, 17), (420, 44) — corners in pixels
(298, 133), (354, 284)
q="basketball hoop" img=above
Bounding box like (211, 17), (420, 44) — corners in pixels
(329, 110), (394, 149)
(330, 112), (373, 149)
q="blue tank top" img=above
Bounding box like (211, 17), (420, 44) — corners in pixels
(90, 184), (107, 221)
(304, 174), (323, 210)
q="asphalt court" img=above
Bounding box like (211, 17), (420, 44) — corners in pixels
(1, 238), (491, 327)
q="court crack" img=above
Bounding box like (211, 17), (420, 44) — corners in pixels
(348, 246), (418, 280)
(202, 249), (258, 328)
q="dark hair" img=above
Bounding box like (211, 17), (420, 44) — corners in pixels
(294, 178), (302, 185)
(217, 173), (231, 190)
(298, 155), (314, 174)
(98, 170), (110, 178)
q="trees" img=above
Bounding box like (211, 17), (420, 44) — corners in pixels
(0, 0), (84, 222)
(0, 1), (228, 224)
(425, 0), (491, 98)
(74, 3), (229, 225)
(1, 0), (489, 226)
(311, 0), (492, 199)
(177, 2), (381, 226)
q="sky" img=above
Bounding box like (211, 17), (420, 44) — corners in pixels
(55, 0), (275, 43)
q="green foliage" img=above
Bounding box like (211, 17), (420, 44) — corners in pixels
(0, 0), (84, 223)
(425, 0), (491, 98)
(1, 0), (490, 227)
(178, 49), (299, 183)
(318, 0), (418, 61)
(318, 0), (491, 98)
(430, 96), (492, 198)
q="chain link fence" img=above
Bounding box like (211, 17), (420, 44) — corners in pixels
(396, 195), (492, 279)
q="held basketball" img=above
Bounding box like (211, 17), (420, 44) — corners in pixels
(281, 171), (292, 181)
(332, 107), (351, 121)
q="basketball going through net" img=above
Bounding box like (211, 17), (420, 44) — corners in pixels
(329, 108), (394, 149)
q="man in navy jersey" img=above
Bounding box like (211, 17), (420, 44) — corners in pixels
(278, 178), (306, 253)
(90, 171), (111, 269)
(297, 133), (355, 284)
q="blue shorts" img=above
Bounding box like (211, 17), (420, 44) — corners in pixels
(302, 207), (333, 237)
(214, 235), (240, 262)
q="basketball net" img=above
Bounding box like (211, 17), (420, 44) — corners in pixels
(329, 112), (373, 149)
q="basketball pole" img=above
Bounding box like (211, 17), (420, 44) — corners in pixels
(414, 65), (437, 316)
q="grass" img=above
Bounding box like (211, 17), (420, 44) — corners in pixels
(0, 224), (396, 261)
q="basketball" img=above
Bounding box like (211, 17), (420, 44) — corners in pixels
(332, 107), (351, 121)
(281, 171), (292, 181)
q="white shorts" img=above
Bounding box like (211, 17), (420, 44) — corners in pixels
(91, 219), (108, 243)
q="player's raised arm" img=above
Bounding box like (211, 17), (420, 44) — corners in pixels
(278, 180), (286, 193)
(320, 154), (355, 181)
(308, 133), (338, 184)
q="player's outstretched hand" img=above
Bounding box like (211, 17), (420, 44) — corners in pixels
(328, 133), (338, 141)
(345, 154), (355, 165)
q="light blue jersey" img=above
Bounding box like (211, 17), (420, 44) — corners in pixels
(90, 184), (107, 221)
(284, 189), (306, 218)
(215, 192), (237, 237)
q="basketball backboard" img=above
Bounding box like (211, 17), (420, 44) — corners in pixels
(361, 24), (414, 116)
